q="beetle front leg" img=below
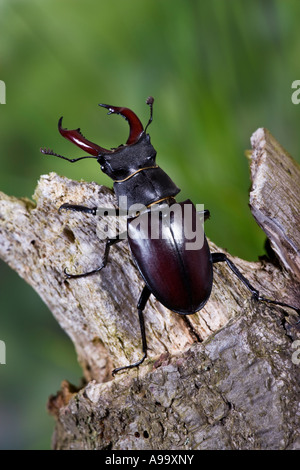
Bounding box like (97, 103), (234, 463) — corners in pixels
(59, 203), (98, 215)
(112, 285), (151, 375)
(59, 203), (126, 217)
(212, 252), (299, 314)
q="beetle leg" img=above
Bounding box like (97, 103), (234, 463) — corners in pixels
(197, 209), (210, 221)
(64, 233), (126, 279)
(58, 203), (127, 217)
(112, 285), (151, 375)
(59, 203), (98, 215)
(212, 252), (299, 314)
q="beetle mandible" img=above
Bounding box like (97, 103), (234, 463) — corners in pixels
(41, 97), (299, 375)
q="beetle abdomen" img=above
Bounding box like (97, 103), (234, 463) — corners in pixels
(128, 200), (213, 314)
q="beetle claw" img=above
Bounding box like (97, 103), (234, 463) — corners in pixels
(99, 103), (113, 113)
(63, 267), (72, 279)
(58, 203), (69, 213)
(98, 102), (144, 145)
(58, 116), (110, 156)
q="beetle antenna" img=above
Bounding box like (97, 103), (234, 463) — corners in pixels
(144, 96), (154, 133)
(40, 148), (98, 163)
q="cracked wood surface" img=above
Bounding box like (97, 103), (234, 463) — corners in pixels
(0, 128), (299, 449)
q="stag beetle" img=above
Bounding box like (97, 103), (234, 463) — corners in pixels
(41, 97), (299, 375)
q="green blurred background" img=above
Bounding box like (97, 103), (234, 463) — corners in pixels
(0, 0), (300, 449)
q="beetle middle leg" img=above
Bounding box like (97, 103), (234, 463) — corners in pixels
(112, 285), (151, 375)
(59, 202), (127, 278)
(64, 233), (126, 279)
(212, 252), (299, 313)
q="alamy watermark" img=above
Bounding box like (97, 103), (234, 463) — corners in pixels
(0, 80), (6, 104)
(291, 80), (300, 104)
(95, 198), (205, 251)
(0, 340), (6, 365)
(291, 340), (300, 365)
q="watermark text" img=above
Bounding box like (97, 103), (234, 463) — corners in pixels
(0, 80), (6, 104)
(292, 340), (300, 365)
(291, 80), (300, 104)
(0, 340), (6, 364)
(95, 198), (205, 251)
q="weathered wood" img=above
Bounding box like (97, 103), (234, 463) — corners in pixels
(51, 304), (299, 450)
(249, 128), (300, 281)
(0, 128), (299, 449)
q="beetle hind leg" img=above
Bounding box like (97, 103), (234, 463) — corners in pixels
(212, 252), (299, 314)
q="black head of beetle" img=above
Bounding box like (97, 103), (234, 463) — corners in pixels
(92, 133), (157, 182)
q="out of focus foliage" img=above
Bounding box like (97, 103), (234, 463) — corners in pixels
(0, 0), (299, 449)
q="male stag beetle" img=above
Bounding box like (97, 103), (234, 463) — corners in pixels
(41, 97), (299, 375)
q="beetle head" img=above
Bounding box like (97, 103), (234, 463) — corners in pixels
(41, 97), (156, 181)
(96, 132), (157, 181)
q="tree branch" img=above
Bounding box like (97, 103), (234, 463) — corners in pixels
(249, 128), (300, 281)
(0, 128), (299, 449)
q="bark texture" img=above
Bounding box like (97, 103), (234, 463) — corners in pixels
(0, 128), (299, 449)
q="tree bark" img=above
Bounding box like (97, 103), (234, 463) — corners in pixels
(0, 128), (299, 450)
